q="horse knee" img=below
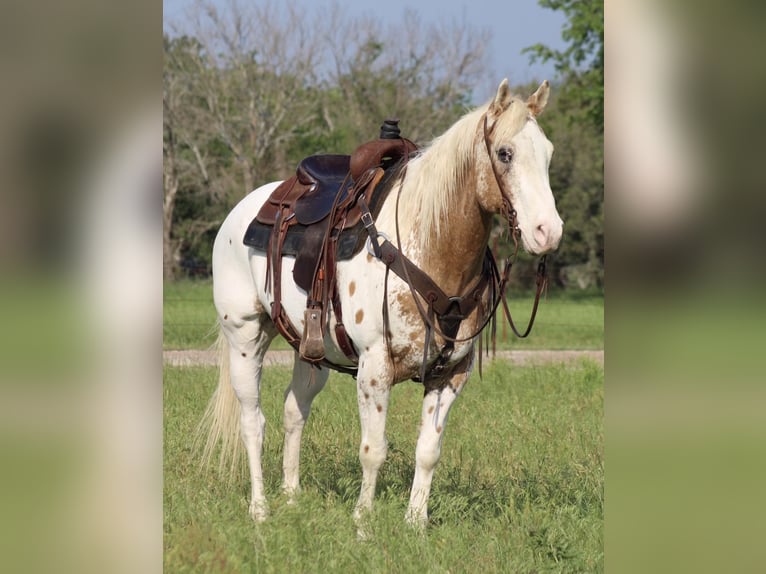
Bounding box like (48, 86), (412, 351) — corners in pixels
(240, 407), (266, 440)
(415, 437), (442, 472)
(359, 440), (387, 470)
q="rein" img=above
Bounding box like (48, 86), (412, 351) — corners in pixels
(361, 111), (548, 381)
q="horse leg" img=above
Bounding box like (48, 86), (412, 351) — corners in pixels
(352, 353), (392, 526)
(405, 361), (472, 527)
(222, 315), (275, 521)
(282, 356), (329, 499)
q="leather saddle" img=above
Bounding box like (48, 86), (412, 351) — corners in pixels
(244, 135), (417, 290)
(243, 120), (417, 366)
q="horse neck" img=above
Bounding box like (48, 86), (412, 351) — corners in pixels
(412, 164), (492, 296)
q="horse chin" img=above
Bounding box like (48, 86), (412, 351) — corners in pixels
(520, 233), (558, 256)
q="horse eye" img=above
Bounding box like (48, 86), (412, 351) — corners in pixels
(497, 147), (513, 164)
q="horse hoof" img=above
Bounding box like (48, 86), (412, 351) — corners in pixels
(355, 524), (372, 541)
(405, 510), (428, 531)
(249, 502), (269, 522)
(282, 485), (301, 505)
(353, 508), (372, 541)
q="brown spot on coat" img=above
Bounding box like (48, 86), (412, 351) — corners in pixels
(364, 393), (369, 399)
(370, 379), (377, 387)
(223, 314), (228, 320)
(428, 406), (434, 414)
(355, 309), (364, 324)
(364, 445), (369, 453)
(376, 404), (382, 412)
(349, 281), (356, 296)
(367, 253), (373, 263)
(241, 353), (246, 357)
(436, 425), (442, 433)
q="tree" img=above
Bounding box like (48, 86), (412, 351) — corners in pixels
(163, 35), (212, 279)
(524, 0), (603, 130)
(163, 1), (491, 278)
(163, 2), (331, 278)
(323, 7), (489, 146)
(524, 0), (604, 288)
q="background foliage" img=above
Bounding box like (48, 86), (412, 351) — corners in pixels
(163, 0), (603, 288)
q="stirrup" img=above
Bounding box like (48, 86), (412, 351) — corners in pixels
(299, 308), (326, 361)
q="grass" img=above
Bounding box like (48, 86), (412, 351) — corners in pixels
(163, 278), (603, 351)
(164, 360), (603, 572)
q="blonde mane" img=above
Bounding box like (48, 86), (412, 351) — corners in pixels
(396, 95), (529, 248)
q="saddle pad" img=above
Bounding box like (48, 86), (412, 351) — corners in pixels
(243, 219), (366, 261)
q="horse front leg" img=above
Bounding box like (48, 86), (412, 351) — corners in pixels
(406, 358), (472, 528)
(282, 356), (328, 500)
(353, 353), (392, 528)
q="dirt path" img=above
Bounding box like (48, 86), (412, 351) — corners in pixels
(163, 349), (603, 368)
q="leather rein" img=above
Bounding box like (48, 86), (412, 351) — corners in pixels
(359, 111), (548, 381)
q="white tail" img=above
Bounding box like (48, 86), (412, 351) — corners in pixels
(195, 329), (244, 482)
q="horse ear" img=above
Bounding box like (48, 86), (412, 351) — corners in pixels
(490, 78), (512, 115)
(527, 80), (550, 116)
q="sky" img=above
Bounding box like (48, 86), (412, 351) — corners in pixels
(163, 0), (568, 102)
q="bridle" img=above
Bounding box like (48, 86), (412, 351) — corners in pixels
(483, 113), (521, 249)
(480, 111), (548, 339)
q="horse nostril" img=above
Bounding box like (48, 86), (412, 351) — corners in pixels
(535, 224), (547, 243)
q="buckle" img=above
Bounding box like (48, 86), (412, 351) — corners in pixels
(361, 211), (374, 229)
(365, 231), (390, 259)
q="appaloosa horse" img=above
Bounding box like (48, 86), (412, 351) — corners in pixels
(200, 79), (563, 530)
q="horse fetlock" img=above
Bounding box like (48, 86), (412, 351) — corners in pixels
(405, 506), (428, 530)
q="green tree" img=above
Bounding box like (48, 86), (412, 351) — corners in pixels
(163, 1), (490, 278)
(524, 0), (603, 288)
(524, 0), (603, 130)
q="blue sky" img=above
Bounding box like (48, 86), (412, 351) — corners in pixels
(164, 0), (568, 102)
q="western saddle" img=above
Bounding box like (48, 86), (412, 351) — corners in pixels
(244, 119), (418, 372)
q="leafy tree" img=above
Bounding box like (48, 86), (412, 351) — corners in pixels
(524, 0), (604, 288)
(524, 0), (603, 130)
(163, 1), (490, 278)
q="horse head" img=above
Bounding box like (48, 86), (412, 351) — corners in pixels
(478, 79), (563, 255)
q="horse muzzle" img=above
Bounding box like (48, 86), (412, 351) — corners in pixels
(525, 216), (564, 255)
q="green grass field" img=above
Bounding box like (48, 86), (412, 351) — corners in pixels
(164, 360), (603, 573)
(163, 279), (603, 351)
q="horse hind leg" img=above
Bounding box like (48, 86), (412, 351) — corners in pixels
(406, 363), (471, 528)
(282, 356), (329, 500)
(221, 312), (275, 521)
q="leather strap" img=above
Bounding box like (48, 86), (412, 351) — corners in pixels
(377, 239), (490, 322)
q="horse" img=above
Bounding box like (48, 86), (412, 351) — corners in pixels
(199, 79), (563, 530)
